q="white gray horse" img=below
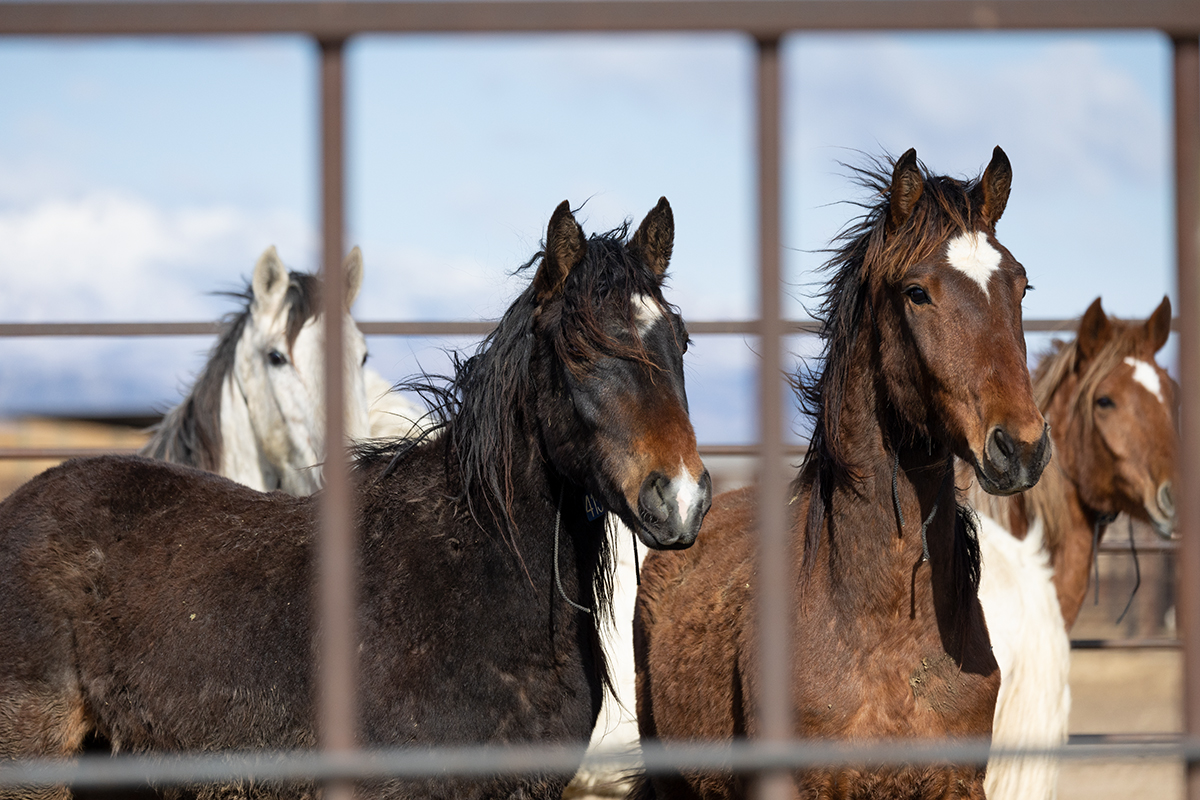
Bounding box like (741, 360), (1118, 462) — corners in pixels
(142, 246), (379, 494)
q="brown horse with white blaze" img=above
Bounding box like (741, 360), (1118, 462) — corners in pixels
(969, 296), (1178, 800)
(633, 148), (1050, 799)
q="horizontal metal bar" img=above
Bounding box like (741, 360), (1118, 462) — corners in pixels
(1071, 637), (1182, 650)
(0, 318), (1152, 338)
(0, 448), (141, 460)
(0, 445), (803, 461)
(1069, 733), (1183, 745)
(3, 737), (1198, 792)
(1098, 538), (1179, 553)
(0, 322), (222, 337)
(1, 0), (1198, 38)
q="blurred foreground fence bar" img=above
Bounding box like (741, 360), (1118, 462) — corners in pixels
(8, 738), (1200, 793)
(0, 2), (1198, 798)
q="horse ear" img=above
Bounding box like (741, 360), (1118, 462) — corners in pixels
(1146, 295), (1172, 353)
(973, 146), (1012, 229)
(252, 246), (290, 320)
(888, 149), (924, 232)
(629, 196), (674, 281)
(534, 200), (586, 301)
(343, 247), (364, 310)
(1076, 297), (1112, 362)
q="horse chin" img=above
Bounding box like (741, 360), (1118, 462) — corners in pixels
(1147, 513), (1177, 541)
(968, 457), (1039, 497)
(633, 520), (699, 550)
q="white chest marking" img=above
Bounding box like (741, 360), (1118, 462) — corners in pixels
(1124, 357), (1165, 405)
(632, 293), (663, 336)
(945, 231), (1002, 296)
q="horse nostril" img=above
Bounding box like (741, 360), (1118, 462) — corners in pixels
(639, 474), (671, 523)
(1159, 481), (1175, 516)
(991, 427), (1015, 460)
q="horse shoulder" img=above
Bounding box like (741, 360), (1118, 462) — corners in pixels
(637, 487), (757, 743)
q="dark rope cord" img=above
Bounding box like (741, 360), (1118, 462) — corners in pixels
(1115, 516), (1141, 626)
(891, 451), (944, 564)
(1092, 512), (1118, 606)
(553, 487), (592, 615)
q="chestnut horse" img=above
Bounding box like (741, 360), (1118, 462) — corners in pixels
(633, 148), (1050, 799)
(969, 296), (1178, 800)
(0, 199), (712, 799)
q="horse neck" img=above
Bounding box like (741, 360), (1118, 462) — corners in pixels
(1027, 381), (1102, 629)
(812, 342), (962, 619)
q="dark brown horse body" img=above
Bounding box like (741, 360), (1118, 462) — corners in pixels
(634, 149), (1050, 800)
(0, 200), (712, 799)
(967, 296), (1178, 629)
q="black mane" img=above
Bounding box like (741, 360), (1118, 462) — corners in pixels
(354, 222), (667, 626)
(141, 272), (320, 474)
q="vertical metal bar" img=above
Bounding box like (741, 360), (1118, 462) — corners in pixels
(1174, 35), (1200, 800)
(318, 35), (357, 800)
(754, 34), (793, 800)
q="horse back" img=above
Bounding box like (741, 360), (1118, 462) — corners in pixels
(0, 455), (319, 754)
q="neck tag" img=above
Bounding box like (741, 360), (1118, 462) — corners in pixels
(584, 493), (605, 522)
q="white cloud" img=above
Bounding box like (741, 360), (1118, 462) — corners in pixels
(0, 191), (314, 321)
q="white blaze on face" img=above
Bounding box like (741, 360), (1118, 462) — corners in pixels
(1124, 357), (1166, 405)
(945, 231), (1003, 296)
(632, 292), (664, 336)
(667, 459), (704, 521)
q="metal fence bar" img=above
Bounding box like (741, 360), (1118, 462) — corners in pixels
(2, 0), (1200, 37)
(752, 32), (792, 800)
(1072, 638), (1181, 650)
(5, 738), (1200, 792)
(1175, 32), (1200, 800)
(0, 317), (1120, 337)
(317, 36), (358, 800)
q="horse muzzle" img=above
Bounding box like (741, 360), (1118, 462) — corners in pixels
(636, 468), (713, 549)
(1148, 480), (1177, 540)
(973, 422), (1052, 496)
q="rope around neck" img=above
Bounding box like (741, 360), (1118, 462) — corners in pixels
(553, 487), (592, 615)
(1091, 511), (1117, 606)
(891, 451), (943, 563)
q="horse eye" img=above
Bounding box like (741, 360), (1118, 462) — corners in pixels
(1097, 396), (1115, 409)
(362, 352), (369, 367)
(267, 350), (288, 367)
(905, 286), (932, 306)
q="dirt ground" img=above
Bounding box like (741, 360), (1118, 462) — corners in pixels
(1058, 648), (1183, 800)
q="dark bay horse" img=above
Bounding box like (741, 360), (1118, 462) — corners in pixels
(0, 199), (712, 799)
(633, 148), (1050, 799)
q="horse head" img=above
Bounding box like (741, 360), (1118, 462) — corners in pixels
(234, 246), (371, 494)
(528, 198), (711, 549)
(874, 147), (1050, 495)
(1054, 296), (1178, 538)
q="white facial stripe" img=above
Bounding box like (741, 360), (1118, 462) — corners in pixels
(670, 459), (702, 519)
(632, 292), (664, 336)
(945, 231), (1002, 296)
(1124, 357), (1166, 405)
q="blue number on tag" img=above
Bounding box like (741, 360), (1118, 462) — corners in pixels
(584, 494), (604, 522)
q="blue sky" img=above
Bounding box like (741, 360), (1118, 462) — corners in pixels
(0, 28), (1177, 443)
